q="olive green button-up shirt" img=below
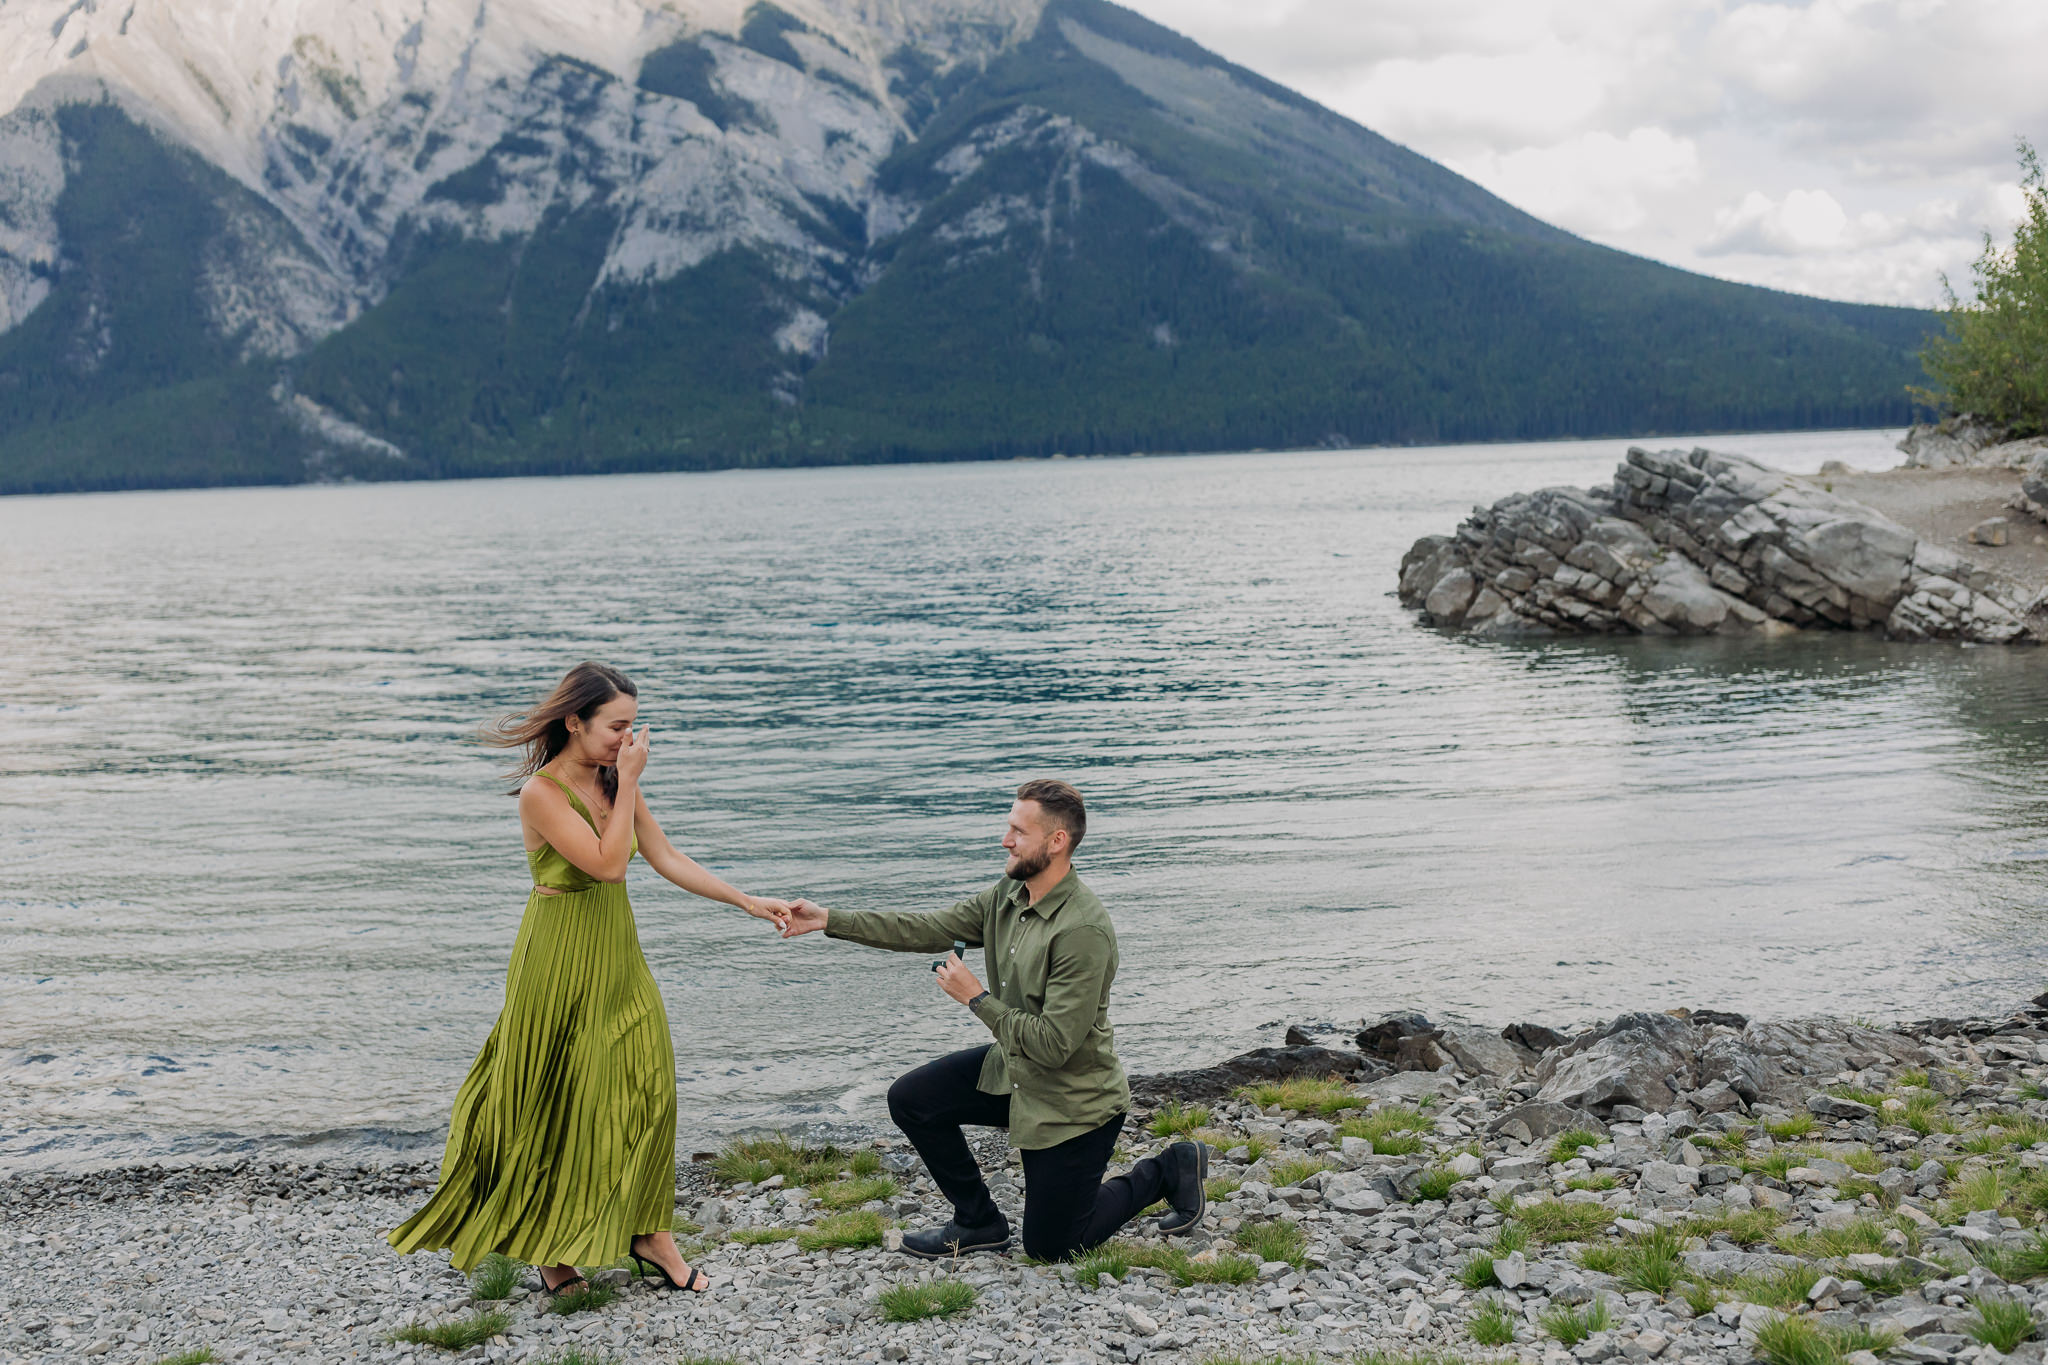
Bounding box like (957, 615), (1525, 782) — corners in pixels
(826, 868), (1129, 1150)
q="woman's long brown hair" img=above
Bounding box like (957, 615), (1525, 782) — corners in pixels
(484, 662), (638, 800)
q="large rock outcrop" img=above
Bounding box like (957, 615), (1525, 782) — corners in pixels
(1399, 446), (2048, 644)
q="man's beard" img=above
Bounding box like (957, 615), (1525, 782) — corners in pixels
(1006, 849), (1050, 882)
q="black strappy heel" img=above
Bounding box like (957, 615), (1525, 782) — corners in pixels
(540, 1267), (589, 1297)
(630, 1238), (710, 1292)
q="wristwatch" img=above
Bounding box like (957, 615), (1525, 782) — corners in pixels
(967, 990), (990, 1011)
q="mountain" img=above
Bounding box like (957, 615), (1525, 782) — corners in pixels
(0, 0), (1933, 494)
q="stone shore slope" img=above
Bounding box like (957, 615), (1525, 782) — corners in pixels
(1398, 447), (2048, 643)
(9, 997), (2048, 1365)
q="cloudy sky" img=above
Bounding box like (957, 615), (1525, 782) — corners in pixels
(1119, 0), (2047, 308)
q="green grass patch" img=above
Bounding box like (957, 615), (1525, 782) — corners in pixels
(1896, 1070), (1930, 1088)
(1974, 1232), (2048, 1281)
(816, 1175), (898, 1210)
(1902, 1092), (1958, 1136)
(2020, 1081), (2048, 1102)
(1337, 1105), (1431, 1157)
(1948, 1167), (2009, 1217)
(1577, 1244), (1623, 1274)
(1539, 1298), (1612, 1345)
(1968, 1296), (2037, 1353)
(1827, 1084), (1887, 1107)
(1269, 1155), (1331, 1187)
(1681, 1281), (1720, 1316)
(1987, 1112), (2048, 1145)
(1751, 1315), (1898, 1365)
(1458, 1249), (1500, 1289)
(797, 1210), (885, 1251)
(1613, 1225), (1685, 1297)
(1776, 1216), (1897, 1258)
(1491, 1221), (1530, 1255)
(728, 1227), (796, 1244)
(1516, 1199), (1613, 1244)
(1764, 1114), (1818, 1140)
(153, 1353), (220, 1365)
(1149, 1101), (1212, 1137)
(547, 1282), (617, 1316)
(1722, 1263), (1824, 1309)
(1206, 1175), (1242, 1199)
(470, 1252), (525, 1300)
(1566, 1174), (1619, 1192)
(1073, 1238), (1258, 1287)
(877, 1279), (978, 1322)
(1073, 1242), (1132, 1286)
(1416, 1168), (1459, 1202)
(1236, 1075), (1364, 1115)
(1469, 1297), (1518, 1347)
(713, 1132), (854, 1187)
(1548, 1130), (1602, 1164)
(389, 1309), (512, 1350)
(1236, 1219), (1308, 1268)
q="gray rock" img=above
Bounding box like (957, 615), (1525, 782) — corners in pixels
(1438, 1023), (1530, 1078)
(1495, 1250), (1529, 1289)
(1897, 414), (2010, 469)
(1489, 1100), (1606, 1144)
(1807, 1093), (1877, 1121)
(1970, 518), (2011, 547)
(1535, 1012), (1697, 1116)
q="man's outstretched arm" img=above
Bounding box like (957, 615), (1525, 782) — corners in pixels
(781, 889), (993, 952)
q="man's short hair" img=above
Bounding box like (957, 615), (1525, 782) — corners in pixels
(1016, 779), (1085, 849)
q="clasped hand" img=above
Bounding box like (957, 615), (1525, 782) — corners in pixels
(778, 898), (986, 1005)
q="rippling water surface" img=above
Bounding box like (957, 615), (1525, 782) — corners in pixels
(5, 430), (2047, 1173)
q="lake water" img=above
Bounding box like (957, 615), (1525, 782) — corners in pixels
(5, 429), (2047, 1174)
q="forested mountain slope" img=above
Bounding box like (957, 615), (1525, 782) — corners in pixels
(0, 0), (1931, 492)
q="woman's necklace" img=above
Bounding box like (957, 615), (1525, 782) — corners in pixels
(555, 766), (611, 823)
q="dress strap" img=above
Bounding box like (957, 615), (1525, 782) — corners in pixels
(535, 769), (600, 833)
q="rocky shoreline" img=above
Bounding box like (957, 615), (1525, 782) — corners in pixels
(1397, 445), (2048, 643)
(12, 998), (2048, 1365)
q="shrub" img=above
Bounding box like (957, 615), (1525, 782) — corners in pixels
(1915, 139), (2048, 436)
(878, 1280), (978, 1322)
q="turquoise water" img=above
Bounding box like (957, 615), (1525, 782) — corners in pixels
(3, 429), (2045, 1172)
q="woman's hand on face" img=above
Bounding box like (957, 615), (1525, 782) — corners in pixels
(745, 896), (793, 932)
(616, 726), (651, 783)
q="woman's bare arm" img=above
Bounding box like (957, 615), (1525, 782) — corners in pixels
(635, 795), (790, 928)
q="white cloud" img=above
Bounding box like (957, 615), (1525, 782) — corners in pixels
(1119, 0), (2048, 305)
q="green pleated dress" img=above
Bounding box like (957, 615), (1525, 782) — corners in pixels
(389, 772), (676, 1271)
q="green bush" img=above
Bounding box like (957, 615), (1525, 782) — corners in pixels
(1916, 140), (2048, 435)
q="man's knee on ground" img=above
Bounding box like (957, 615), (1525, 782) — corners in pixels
(1022, 1226), (1091, 1264)
(886, 1072), (920, 1127)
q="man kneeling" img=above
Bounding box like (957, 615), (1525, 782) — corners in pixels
(781, 779), (1207, 1260)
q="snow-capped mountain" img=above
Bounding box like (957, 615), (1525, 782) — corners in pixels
(0, 0), (1930, 492)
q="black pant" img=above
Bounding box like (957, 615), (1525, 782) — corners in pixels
(886, 1045), (1171, 1262)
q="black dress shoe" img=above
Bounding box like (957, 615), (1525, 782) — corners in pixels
(899, 1217), (1011, 1259)
(1156, 1141), (1210, 1235)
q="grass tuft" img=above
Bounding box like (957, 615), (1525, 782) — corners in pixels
(1973, 1231), (2048, 1281)
(1458, 1249), (1500, 1289)
(1269, 1155), (1331, 1188)
(1539, 1298), (1612, 1345)
(1548, 1130), (1602, 1164)
(1337, 1105), (1432, 1156)
(389, 1309), (512, 1350)
(1516, 1199), (1613, 1244)
(153, 1353), (220, 1365)
(713, 1132), (853, 1187)
(1764, 1114), (1818, 1140)
(1073, 1242), (1131, 1286)
(470, 1252), (525, 1301)
(1612, 1224), (1684, 1297)
(816, 1175), (898, 1210)
(1416, 1167), (1459, 1202)
(1752, 1316), (1903, 1365)
(1236, 1219), (1308, 1268)
(1491, 1221), (1530, 1255)
(1149, 1101), (1212, 1137)
(1681, 1281), (1720, 1316)
(1721, 1263), (1824, 1309)
(1235, 1075), (1365, 1115)
(797, 1210), (885, 1251)
(728, 1227), (795, 1244)
(1469, 1297), (1518, 1347)
(877, 1279), (979, 1322)
(1566, 1174), (1620, 1192)
(1968, 1296), (2037, 1353)
(548, 1282), (617, 1316)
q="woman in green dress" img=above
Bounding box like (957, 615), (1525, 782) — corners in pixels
(390, 662), (791, 1294)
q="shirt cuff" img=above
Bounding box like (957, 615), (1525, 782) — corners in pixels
(969, 993), (1007, 1031)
